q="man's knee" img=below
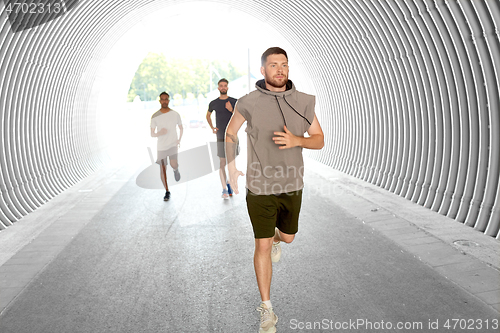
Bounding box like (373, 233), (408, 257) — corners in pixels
(170, 159), (178, 169)
(219, 158), (226, 169)
(279, 231), (295, 244)
(255, 238), (273, 254)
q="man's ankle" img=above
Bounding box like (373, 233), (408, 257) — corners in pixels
(262, 300), (272, 309)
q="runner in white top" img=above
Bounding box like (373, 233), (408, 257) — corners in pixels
(150, 92), (183, 201)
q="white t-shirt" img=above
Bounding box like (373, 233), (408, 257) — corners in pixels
(150, 109), (182, 151)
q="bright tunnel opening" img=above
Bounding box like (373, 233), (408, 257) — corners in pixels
(91, 1), (317, 174)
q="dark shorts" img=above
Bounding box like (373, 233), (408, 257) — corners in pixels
(217, 139), (239, 159)
(156, 147), (178, 165)
(246, 189), (303, 239)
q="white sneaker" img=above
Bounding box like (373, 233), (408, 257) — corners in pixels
(271, 241), (281, 263)
(257, 303), (278, 333)
(222, 189), (229, 199)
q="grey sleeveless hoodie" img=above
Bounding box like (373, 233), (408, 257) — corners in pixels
(236, 79), (316, 195)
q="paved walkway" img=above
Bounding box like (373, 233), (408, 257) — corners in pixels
(0, 157), (498, 333)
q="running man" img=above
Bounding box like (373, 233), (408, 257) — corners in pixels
(206, 78), (238, 199)
(225, 47), (324, 333)
(150, 92), (183, 201)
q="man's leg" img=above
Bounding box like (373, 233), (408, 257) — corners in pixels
(247, 191), (280, 332)
(271, 190), (301, 261)
(160, 160), (168, 191)
(274, 228), (295, 244)
(170, 157), (180, 182)
(219, 157), (231, 198)
(255, 231), (296, 301)
(219, 157), (227, 188)
(254, 236), (279, 332)
(271, 228), (295, 263)
(218, 140), (230, 197)
(254, 237), (274, 302)
(160, 160), (170, 201)
(170, 158), (178, 171)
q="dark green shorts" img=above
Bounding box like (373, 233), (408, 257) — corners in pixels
(246, 189), (303, 239)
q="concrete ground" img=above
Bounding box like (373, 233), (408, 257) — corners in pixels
(0, 155), (498, 333)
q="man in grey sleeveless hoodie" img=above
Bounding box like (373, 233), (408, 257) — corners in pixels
(226, 47), (324, 333)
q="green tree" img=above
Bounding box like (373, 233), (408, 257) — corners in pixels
(127, 53), (245, 102)
(127, 53), (170, 102)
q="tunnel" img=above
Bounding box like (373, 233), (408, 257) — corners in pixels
(0, 0), (499, 240)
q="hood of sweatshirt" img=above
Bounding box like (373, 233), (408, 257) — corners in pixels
(255, 79), (295, 97)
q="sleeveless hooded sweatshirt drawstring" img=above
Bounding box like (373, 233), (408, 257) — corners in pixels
(274, 95), (312, 127)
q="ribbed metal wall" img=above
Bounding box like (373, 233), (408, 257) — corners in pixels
(0, 0), (499, 238)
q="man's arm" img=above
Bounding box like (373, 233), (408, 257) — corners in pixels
(151, 127), (167, 137)
(206, 111), (217, 134)
(177, 124), (183, 146)
(225, 107), (246, 194)
(272, 115), (324, 149)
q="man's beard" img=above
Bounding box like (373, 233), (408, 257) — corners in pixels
(266, 75), (288, 89)
(220, 90), (228, 95)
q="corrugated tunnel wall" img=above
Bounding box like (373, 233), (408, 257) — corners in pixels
(0, 0), (499, 238)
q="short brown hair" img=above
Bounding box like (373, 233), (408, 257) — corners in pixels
(261, 47), (288, 66)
